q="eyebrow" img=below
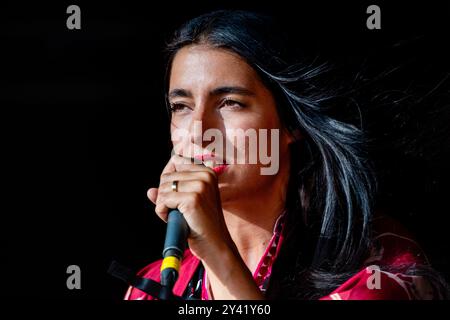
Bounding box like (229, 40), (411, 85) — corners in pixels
(210, 86), (255, 96)
(168, 86), (255, 99)
(168, 88), (192, 99)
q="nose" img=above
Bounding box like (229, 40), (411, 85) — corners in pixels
(188, 103), (220, 147)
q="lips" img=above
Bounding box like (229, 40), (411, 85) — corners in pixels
(211, 164), (228, 176)
(193, 154), (229, 176)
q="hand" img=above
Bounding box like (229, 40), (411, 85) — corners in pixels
(147, 154), (234, 260)
(148, 154), (265, 299)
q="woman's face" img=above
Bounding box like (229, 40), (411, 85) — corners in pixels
(168, 45), (293, 206)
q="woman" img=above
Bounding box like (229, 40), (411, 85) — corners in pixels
(125, 10), (448, 300)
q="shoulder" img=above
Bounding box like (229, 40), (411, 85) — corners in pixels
(320, 265), (435, 300)
(124, 249), (200, 300)
(321, 215), (435, 300)
(368, 215), (429, 266)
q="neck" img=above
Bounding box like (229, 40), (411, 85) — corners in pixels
(221, 184), (287, 274)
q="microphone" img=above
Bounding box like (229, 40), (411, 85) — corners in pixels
(160, 209), (189, 291)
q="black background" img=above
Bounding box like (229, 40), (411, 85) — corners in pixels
(1, 1), (449, 299)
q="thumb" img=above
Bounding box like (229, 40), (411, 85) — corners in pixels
(147, 188), (158, 205)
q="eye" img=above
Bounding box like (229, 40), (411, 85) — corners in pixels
(221, 98), (245, 109)
(169, 103), (190, 113)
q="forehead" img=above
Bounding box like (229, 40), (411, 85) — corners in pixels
(169, 45), (260, 91)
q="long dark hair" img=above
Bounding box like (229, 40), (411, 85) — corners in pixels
(163, 10), (448, 299)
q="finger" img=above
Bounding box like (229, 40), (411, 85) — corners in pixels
(170, 152), (221, 169)
(160, 153), (199, 177)
(155, 191), (200, 219)
(172, 154), (218, 178)
(160, 154), (178, 176)
(147, 188), (158, 204)
(159, 179), (209, 195)
(160, 170), (217, 185)
(155, 202), (169, 222)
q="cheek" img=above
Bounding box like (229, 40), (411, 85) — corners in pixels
(224, 164), (262, 191)
(224, 111), (279, 130)
(170, 123), (191, 155)
(223, 116), (282, 158)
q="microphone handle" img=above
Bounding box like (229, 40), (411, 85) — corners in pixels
(163, 209), (189, 259)
(160, 209), (189, 289)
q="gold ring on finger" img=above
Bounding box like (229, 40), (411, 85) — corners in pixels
(172, 180), (178, 192)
